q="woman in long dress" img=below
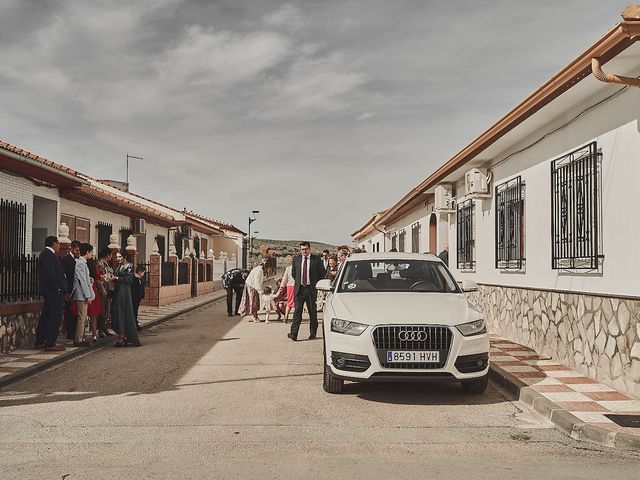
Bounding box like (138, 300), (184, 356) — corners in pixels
(111, 253), (142, 347)
(239, 262), (265, 323)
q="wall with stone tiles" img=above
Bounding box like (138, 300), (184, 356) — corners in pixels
(0, 303), (41, 353)
(467, 284), (640, 398)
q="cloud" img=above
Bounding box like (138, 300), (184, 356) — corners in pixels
(156, 26), (291, 89)
(251, 52), (369, 119)
(264, 4), (304, 29)
(356, 112), (375, 121)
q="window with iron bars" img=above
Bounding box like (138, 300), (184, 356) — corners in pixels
(456, 200), (475, 270)
(551, 142), (602, 270)
(391, 233), (397, 251)
(495, 176), (525, 269)
(411, 223), (421, 253)
(398, 230), (406, 252)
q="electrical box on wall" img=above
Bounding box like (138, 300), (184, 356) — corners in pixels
(434, 184), (455, 212)
(465, 168), (492, 198)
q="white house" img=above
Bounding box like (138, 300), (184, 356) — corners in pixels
(353, 6), (640, 398)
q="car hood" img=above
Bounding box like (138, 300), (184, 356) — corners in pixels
(328, 292), (481, 326)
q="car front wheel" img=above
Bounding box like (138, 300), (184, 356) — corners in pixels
(461, 374), (488, 394)
(323, 357), (344, 394)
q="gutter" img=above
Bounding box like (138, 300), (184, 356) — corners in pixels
(591, 57), (640, 87)
(376, 6), (640, 227)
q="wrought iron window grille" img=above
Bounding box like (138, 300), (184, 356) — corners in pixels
(411, 223), (421, 253)
(456, 199), (475, 270)
(495, 176), (526, 270)
(398, 229), (406, 253)
(551, 142), (603, 271)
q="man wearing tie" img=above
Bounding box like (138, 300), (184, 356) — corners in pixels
(288, 241), (325, 341)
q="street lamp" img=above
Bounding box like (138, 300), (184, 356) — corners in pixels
(244, 210), (259, 268)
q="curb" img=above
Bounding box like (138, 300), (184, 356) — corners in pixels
(0, 291), (226, 389)
(489, 362), (640, 452)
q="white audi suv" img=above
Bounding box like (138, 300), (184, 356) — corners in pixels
(318, 252), (490, 394)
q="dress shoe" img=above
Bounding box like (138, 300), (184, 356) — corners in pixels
(308, 335), (317, 340)
(44, 344), (66, 352)
(34, 343), (45, 349)
(287, 333), (297, 341)
(73, 340), (91, 347)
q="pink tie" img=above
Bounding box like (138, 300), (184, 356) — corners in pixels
(302, 256), (308, 285)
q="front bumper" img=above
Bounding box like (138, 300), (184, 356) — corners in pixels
(324, 324), (490, 382)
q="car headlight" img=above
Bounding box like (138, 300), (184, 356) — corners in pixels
(331, 318), (367, 336)
(456, 318), (487, 336)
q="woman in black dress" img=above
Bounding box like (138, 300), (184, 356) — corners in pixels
(111, 252), (142, 347)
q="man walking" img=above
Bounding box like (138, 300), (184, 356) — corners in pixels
(288, 241), (325, 341)
(34, 236), (68, 351)
(62, 240), (81, 340)
(222, 268), (249, 317)
(71, 243), (94, 347)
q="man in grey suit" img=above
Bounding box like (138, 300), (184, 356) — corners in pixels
(288, 241), (326, 341)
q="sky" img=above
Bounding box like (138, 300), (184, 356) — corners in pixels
(0, 0), (632, 245)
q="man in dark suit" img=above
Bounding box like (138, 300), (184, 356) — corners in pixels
(61, 240), (81, 340)
(34, 236), (68, 351)
(288, 241), (326, 341)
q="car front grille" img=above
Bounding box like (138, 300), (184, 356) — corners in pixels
(373, 325), (453, 369)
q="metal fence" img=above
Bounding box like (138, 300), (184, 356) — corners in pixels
(178, 262), (189, 285)
(161, 262), (175, 286)
(206, 263), (212, 282)
(0, 199), (27, 259)
(551, 142), (601, 270)
(0, 254), (40, 303)
(197, 263), (204, 283)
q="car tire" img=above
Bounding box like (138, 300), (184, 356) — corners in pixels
(322, 339), (344, 394)
(461, 374), (488, 394)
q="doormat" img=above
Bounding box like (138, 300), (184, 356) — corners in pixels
(604, 414), (640, 428)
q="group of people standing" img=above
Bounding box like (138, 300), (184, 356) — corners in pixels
(222, 242), (346, 341)
(35, 235), (145, 351)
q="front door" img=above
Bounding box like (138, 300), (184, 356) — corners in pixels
(429, 214), (437, 253)
(191, 255), (198, 297)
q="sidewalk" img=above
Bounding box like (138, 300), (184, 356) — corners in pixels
(0, 290), (226, 388)
(489, 334), (640, 451)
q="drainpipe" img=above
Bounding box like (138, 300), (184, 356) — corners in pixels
(373, 226), (387, 251)
(591, 57), (640, 88)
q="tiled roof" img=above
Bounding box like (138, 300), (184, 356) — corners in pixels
(0, 140), (80, 177)
(184, 211), (245, 235)
(72, 185), (176, 223)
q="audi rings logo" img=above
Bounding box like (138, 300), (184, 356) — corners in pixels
(398, 330), (428, 342)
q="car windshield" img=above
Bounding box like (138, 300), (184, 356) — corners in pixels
(337, 259), (460, 293)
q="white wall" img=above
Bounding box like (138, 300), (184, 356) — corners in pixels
(445, 86), (640, 298)
(0, 170), (59, 254)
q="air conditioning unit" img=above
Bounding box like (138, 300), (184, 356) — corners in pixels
(131, 218), (146, 235)
(465, 168), (492, 197)
(434, 184), (455, 212)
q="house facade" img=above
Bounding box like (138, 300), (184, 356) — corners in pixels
(352, 6), (640, 398)
(0, 139), (244, 352)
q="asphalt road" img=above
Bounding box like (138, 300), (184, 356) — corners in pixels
(0, 299), (638, 479)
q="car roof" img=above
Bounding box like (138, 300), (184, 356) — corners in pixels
(345, 252), (441, 262)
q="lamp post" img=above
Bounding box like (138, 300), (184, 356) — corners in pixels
(244, 210), (259, 268)
(251, 231), (259, 251)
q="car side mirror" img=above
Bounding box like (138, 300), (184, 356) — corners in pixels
(316, 279), (333, 292)
(461, 280), (478, 292)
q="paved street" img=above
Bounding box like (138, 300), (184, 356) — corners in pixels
(0, 298), (638, 479)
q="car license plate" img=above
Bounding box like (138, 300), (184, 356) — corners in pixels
(386, 351), (440, 363)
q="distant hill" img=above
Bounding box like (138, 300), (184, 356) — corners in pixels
(249, 238), (339, 262)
